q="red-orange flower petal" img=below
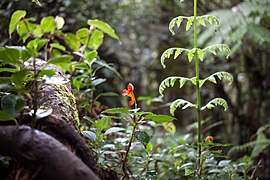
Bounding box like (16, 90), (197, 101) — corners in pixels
(122, 83), (135, 106)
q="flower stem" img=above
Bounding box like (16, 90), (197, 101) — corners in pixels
(193, 0), (203, 177)
(122, 121), (138, 179)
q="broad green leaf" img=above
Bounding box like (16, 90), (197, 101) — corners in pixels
(64, 33), (80, 50)
(40, 16), (56, 33)
(87, 19), (120, 41)
(0, 68), (18, 73)
(145, 114), (175, 123)
(76, 28), (89, 45)
(201, 98), (228, 111)
(11, 70), (32, 89)
(102, 107), (129, 114)
(197, 49), (204, 61)
(21, 48), (33, 62)
(85, 50), (98, 61)
(47, 55), (73, 65)
(1, 94), (25, 117)
(92, 78), (106, 86)
(54, 16), (65, 30)
(89, 29), (104, 50)
(0, 111), (15, 121)
(81, 131), (96, 141)
(9, 10), (26, 37)
(50, 43), (66, 51)
(0, 77), (11, 84)
(38, 69), (56, 77)
(170, 99), (196, 115)
(134, 131), (150, 148)
(95, 116), (110, 130)
(33, 25), (43, 38)
(163, 122), (176, 134)
(0, 47), (20, 66)
(16, 21), (35, 42)
(27, 39), (49, 51)
(104, 127), (125, 135)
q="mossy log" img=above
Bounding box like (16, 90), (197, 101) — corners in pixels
(0, 59), (117, 180)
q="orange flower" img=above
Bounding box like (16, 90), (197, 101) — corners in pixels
(122, 83), (136, 106)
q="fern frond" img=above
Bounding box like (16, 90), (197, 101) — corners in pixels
(201, 71), (233, 86)
(159, 76), (189, 96)
(170, 99), (196, 115)
(160, 47), (189, 68)
(201, 98), (228, 111)
(246, 23), (270, 51)
(169, 15), (220, 35)
(203, 44), (231, 59)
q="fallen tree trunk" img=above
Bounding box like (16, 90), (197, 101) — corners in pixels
(0, 125), (99, 180)
(0, 59), (118, 179)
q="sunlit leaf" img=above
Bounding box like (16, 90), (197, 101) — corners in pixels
(54, 16), (65, 30)
(64, 33), (80, 50)
(81, 131), (96, 141)
(160, 48), (188, 68)
(87, 19), (120, 41)
(40, 16), (56, 33)
(9, 10), (26, 37)
(145, 114), (175, 123)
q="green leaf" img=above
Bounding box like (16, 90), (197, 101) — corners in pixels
(47, 55), (73, 65)
(89, 29), (104, 50)
(40, 16), (56, 33)
(87, 19), (120, 41)
(187, 49), (195, 62)
(145, 114), (175, 123)
(102, 107), (129, 114)
(64, 33), (80, 50)
(85, 50), (98, 61)
(0, 68), (18, 73)
(198, 17), (206, 26)
(104, 127), (125, 135)
(50, 43), (66, 51)
(163, 122), (176, 135)
(1, 94), (25, 117)
(20, 48), (33, 62)
(95, 116), (110, 130)
(11, 70), (32, 89)
(27, 39), (49, 51)
(81, 131), (96, 141)
(38, 69), (56, 77)
(83, 116), (96, 125)
(197, 49), (204, 61)
(9, 10), (26, 37)
(0, 47), (20, 66)
(170, 99), (196, 115)
(0, 111), (16, 121)
(146, 143), (153, 154)
(134, 131), (150, 148)
(186, 18), (194, 31)
(0, 77), (11, 84)
(201, 98), (228, 111)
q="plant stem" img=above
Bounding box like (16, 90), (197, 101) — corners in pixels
(32, 56), (38, 127)
(193, 0), (203, 177)
(122, 122), (138, 179)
